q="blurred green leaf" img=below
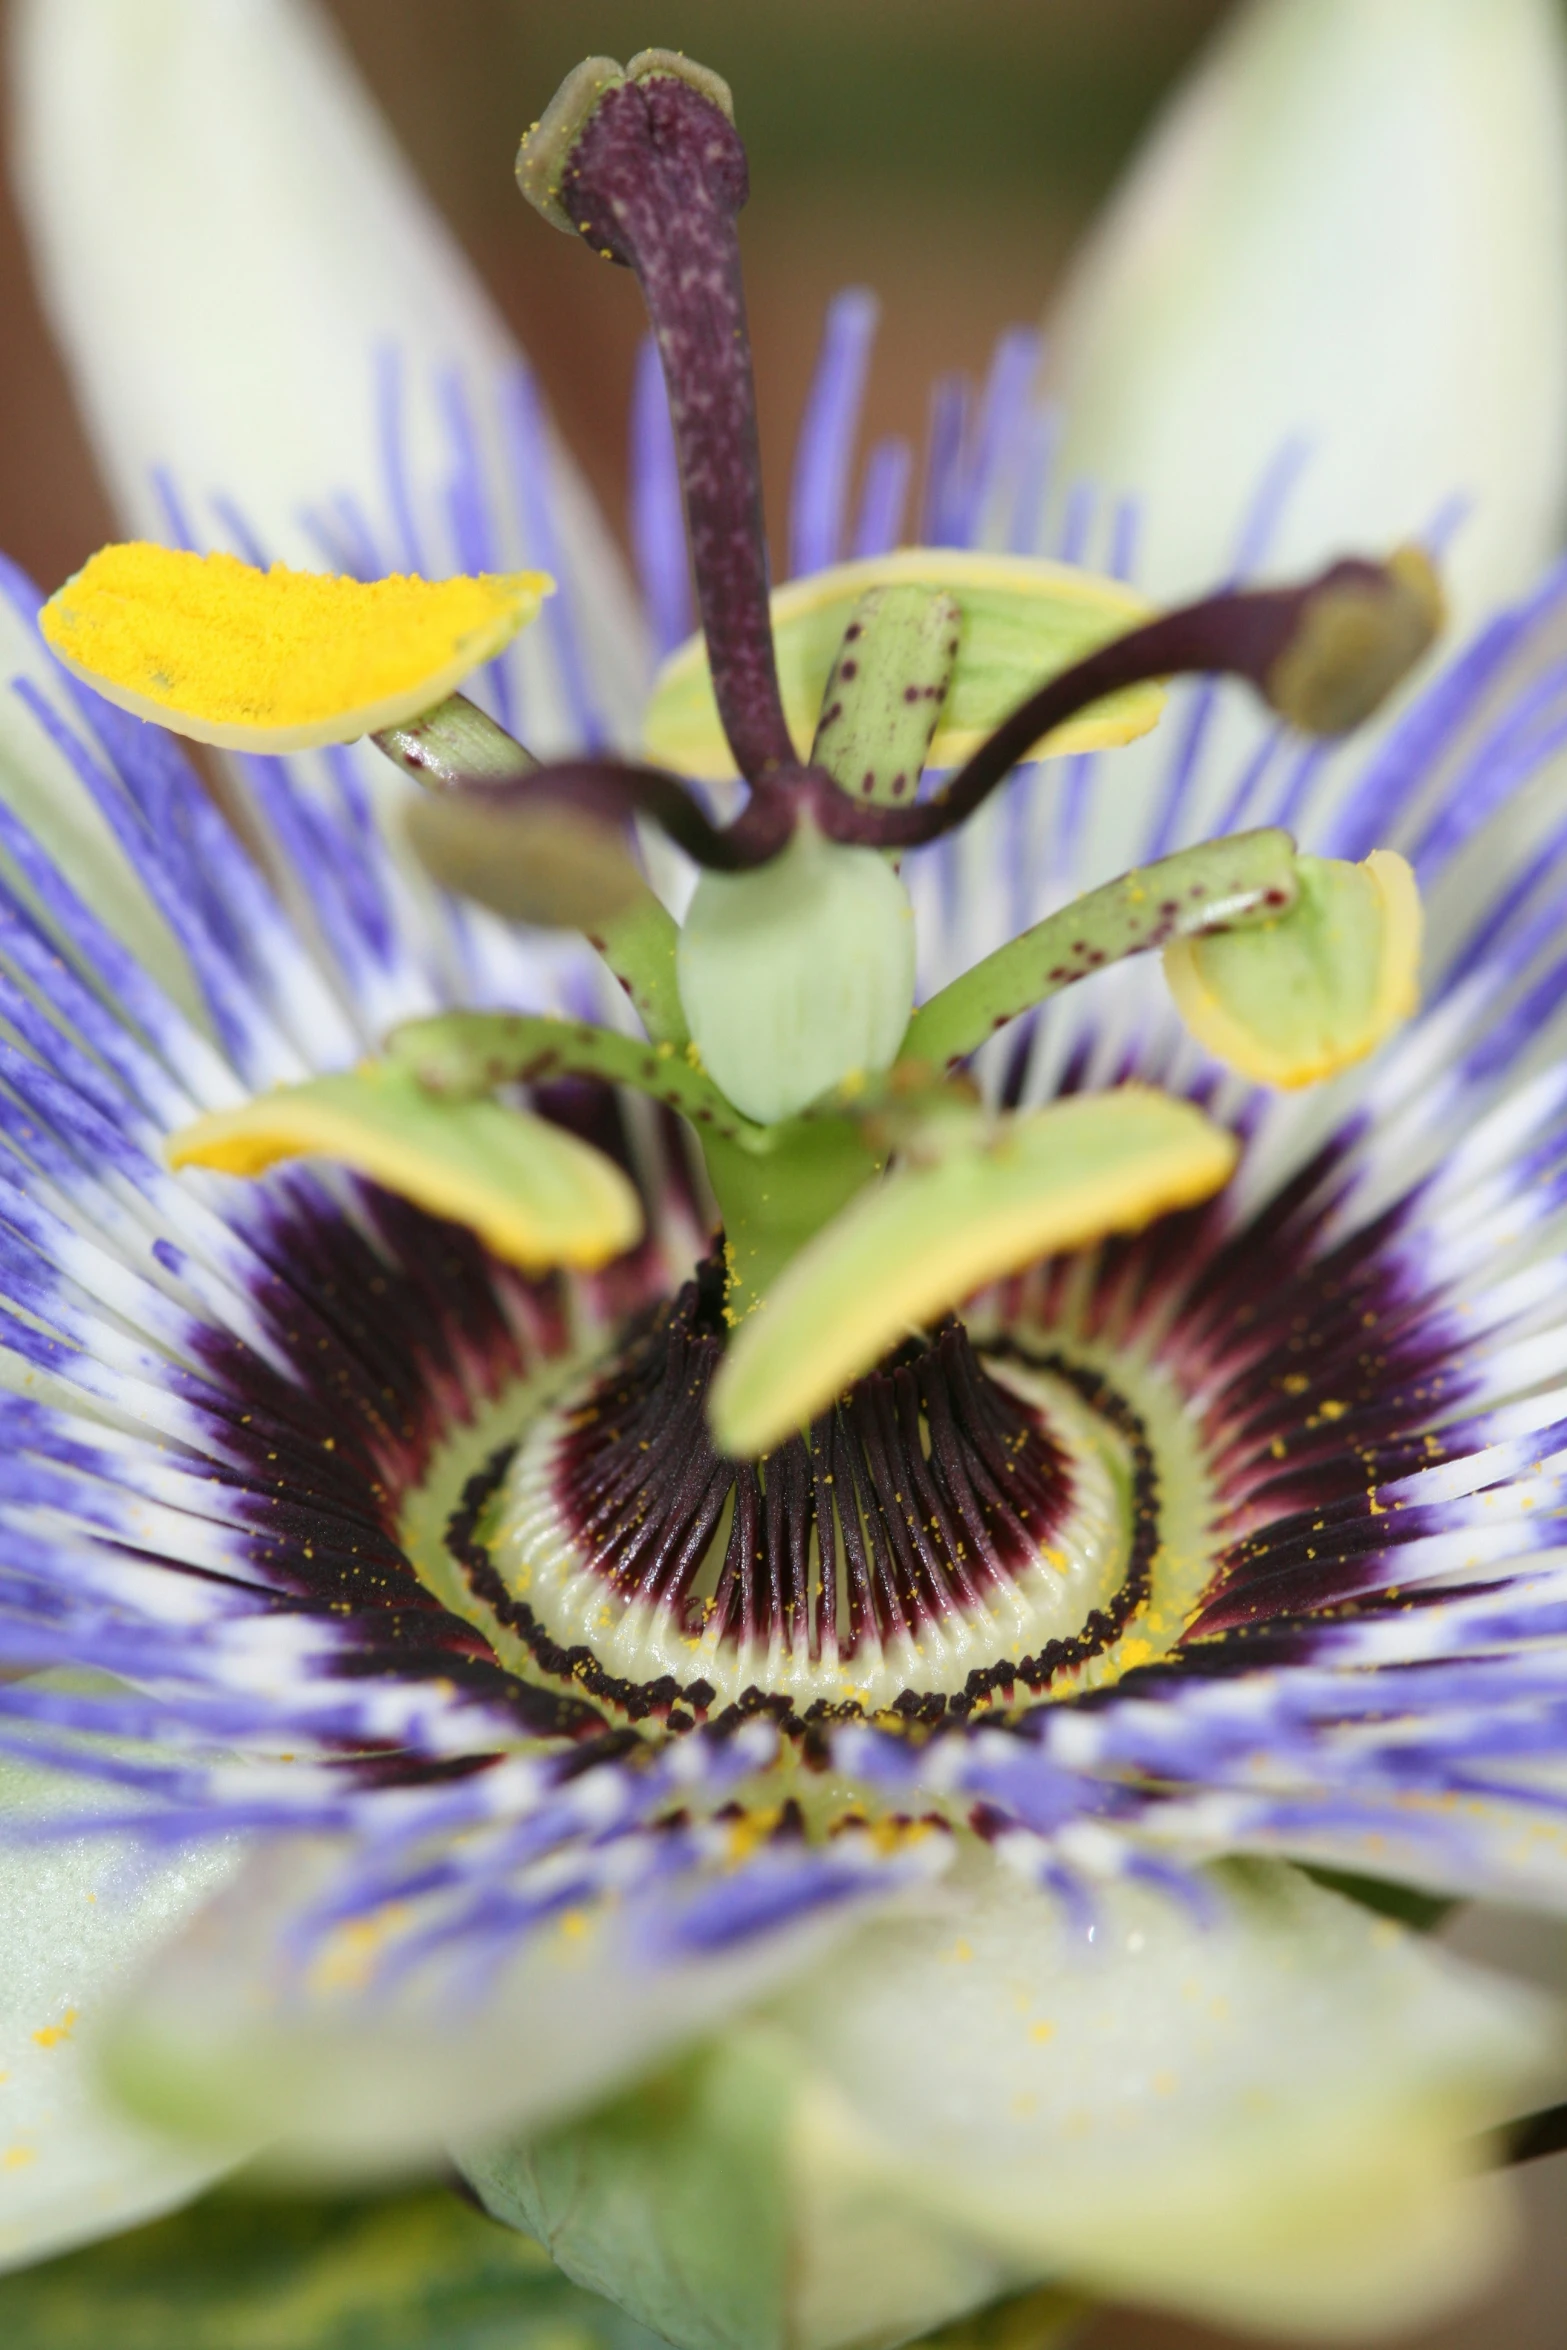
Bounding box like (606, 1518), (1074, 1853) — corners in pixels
(0, 2182), (665, 2350)
(463, 2037), (792, 2350)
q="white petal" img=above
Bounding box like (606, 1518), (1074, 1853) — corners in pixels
(102, 1836), (878, 2177)
(1045, 0), (1567, 630)
(7, 0), (646, 748)
(767, 1854), (1557, 2341)
(0, 1743), (246, 2273)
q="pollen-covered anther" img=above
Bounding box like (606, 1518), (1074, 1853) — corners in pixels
(465, 1260), (1152, 1725)
(168, 1063), (643, 1272)
(40, 545), (551, 753)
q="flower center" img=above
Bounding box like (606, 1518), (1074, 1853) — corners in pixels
(430, 1256), (1169, 1732)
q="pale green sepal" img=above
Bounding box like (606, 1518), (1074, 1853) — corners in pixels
(1041, 0), (1567, 632)
(0, 1738), (248, 2275)
(1164, 848), (1421, 1090)
(766, 1853), (1555, 2343)
(167, 1063), (643, 1274)
(645, 550), (1164, 781)
(784, 2083), (1036, 2350)
(0, 2181), (665, 2350)
(386, 1011), (754, 1142)
(902, 828), (1300, 1071)
(810, 585), (960, 807)
(677, 828), (917, 1126)
(9, 0), (648, 746)
(710, 1088), (1236, 1457)
(463, 2035), (791, 2350)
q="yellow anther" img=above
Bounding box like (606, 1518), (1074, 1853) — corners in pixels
(41, 544), (552, 753)
(168, 1064), (641, 1274)
(1164, 849), (1421, 1089)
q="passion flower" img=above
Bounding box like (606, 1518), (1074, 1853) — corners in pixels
(4, 31), (1567, 2350)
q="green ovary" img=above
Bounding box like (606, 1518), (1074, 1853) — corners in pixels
(676, 828), (917, 1127)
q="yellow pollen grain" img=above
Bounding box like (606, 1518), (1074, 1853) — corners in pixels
(3, 2146), (35, 2170)
(308, 1911), (403, 1995)
(32, 2008), (78, 2049)
(1029, 2019), (1056, 2044)
(40, 544), (551, 753)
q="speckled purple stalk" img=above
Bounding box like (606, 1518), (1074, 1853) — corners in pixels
(563, 74), (796, 784)
(420, 560), (1417, 878)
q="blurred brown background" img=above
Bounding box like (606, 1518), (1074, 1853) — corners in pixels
(3, 3), (1567, 2345)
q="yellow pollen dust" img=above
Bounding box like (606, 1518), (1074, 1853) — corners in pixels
(40, 544), (553, 754)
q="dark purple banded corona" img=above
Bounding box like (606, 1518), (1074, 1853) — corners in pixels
(456, 1256), (1165, 1732)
